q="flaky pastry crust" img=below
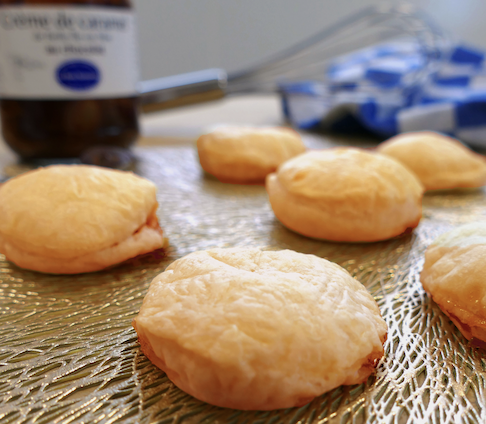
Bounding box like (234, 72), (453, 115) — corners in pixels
(421, 223), (486, 341)
(377, 131), (486, 191)
(266, 148), (424, 242)
(133, 248), (387, 410)
(0, 215), (166, 274)
(0, 165), (166, 274)
(197, 126), (306, 183)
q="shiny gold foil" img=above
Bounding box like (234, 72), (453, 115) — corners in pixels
(1, 139), (486, 423)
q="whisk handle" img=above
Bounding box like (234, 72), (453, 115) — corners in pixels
(139, 68), (227, 113)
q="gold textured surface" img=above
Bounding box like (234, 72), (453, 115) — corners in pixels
(2, 139), (486, 424)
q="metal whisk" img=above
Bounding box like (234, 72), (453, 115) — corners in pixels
(139, 3), (444, 113)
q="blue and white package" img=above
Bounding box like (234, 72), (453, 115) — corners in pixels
(280, 40), (486, 148)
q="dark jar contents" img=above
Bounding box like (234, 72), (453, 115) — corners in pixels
(0, 0), (139, 159)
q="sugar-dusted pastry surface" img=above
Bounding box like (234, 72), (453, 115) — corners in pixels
(266, 148), (424, 242)
(0, 165), (166, 273)
(197, 126), (306, 183)
(377, 131), (486, 191)
(133, 248), (387, 410)
(421, 222), (486, 341)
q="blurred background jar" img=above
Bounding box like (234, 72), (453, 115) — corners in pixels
(0, 0), (139, 159)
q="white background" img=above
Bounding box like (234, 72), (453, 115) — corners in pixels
(131, 0), (486, 82)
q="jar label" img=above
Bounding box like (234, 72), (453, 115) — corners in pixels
(0, 6), (139, 99)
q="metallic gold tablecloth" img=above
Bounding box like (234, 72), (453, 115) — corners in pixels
(2, 138), (486, 424)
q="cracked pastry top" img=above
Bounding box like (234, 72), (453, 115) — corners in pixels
(133, 247), (387, 410)
(0, 165), (166, 274)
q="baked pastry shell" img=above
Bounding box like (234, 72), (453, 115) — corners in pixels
(266, 148), (424, 242)
(133, 248), (388, 410)
(421, 242), (486, 342)
(0, 165), (167, 274)
(377, 131), (486, 191)
(197, 127), (306, 183)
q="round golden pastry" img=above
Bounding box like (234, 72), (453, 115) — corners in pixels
(133, 247), (387, 410)
(421, 223), (486, 342)
(0, 165), (166, 274)
(196, 126), (306, 183)
(376, 131), (486, 191)
(266, 147), (424, 242)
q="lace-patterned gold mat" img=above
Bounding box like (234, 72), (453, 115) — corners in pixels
(1, 139), (486, 424)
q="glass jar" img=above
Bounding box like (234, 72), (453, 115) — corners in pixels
(0, 0), (139, 159)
